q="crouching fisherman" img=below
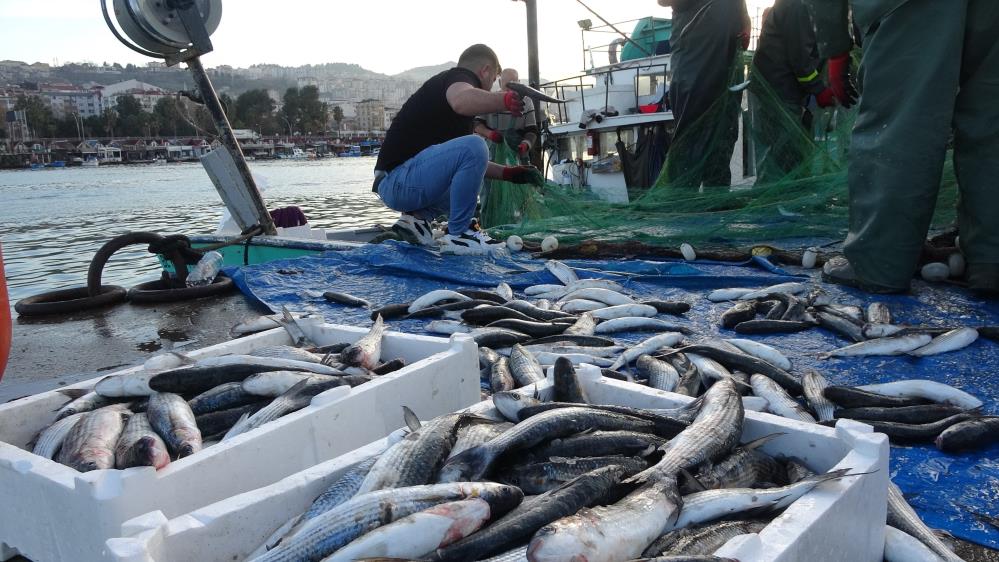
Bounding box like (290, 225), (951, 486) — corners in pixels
(373, 44), (538, 254)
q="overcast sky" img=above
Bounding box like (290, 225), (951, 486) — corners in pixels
(1, 0), (774, 81)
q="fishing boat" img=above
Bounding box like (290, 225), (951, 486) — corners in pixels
(540, 16), (754, 203)
(81, 157), (99, 168)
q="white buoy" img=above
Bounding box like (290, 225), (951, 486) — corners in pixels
(541, 236), (559, 253)
(921, 262), (949, 282)
(802, 247), (818, 269)
(680, 243), (696, 261)
(506, 235), (524, 252)
(948, 253), (966, 278)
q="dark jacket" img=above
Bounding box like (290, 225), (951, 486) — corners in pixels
(753, 0), (825, 106)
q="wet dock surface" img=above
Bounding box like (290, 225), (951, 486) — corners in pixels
(1, 292), (264, 403)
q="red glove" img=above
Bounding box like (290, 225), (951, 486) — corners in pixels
(815, 88), (836, 108)
(501, 165), (538, 184)
(503, 90), (524, 117)
(486, 129), (503, 143)
(827, 53), (858, 109)
(518, 141), (531, 156)
(737, 31), (750, 51)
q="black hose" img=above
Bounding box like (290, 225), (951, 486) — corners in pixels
(87, 232), (192, 296)
(14, 285), (127, 316)
(127, 275), (234, 304)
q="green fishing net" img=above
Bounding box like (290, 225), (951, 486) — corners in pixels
(483, 56), (959, 251)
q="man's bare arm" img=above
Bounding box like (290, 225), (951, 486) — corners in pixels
(485, 162), (506, 180)
(447, 82), (511, 116)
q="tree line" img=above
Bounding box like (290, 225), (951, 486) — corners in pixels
(1, 85), (342, 140)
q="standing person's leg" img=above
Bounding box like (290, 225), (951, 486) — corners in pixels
(377, 135), (488, 235)
(838, 0), (967, 291)
(952, 0), (999, 293)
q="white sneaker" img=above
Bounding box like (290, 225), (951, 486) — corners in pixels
(391, 214), (435, 246)
(437, 225), (505, 255)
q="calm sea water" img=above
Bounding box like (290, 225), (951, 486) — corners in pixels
(0, 158), (398, 302)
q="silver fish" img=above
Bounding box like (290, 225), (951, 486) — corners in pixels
(637, 354), (680, 392)
(750, 374), (816, 423)
(819, 334), (933, 359)
(448, 420), (513, 460)
(706, 288), (755, 302)
(563, 312), (597, 336)
(56, 406), (130, 472)
(525, 284), (567, 296)
(324, 498), (495, 561)
(439, 407), (655, 482)
(887, 481), (964, 562)
(564, 278), (625, 292)
(250, 345), (324, 363)
(356, 410), (475, 493)
(884, 525), (948, 562)
(493, 391), (545, 423)
(114, 412), (171, 470)
(509, 344), (546, 386)
(32, 412), (85, 459)
(610, 333), (685, 370)
(866, 302), (893, 325)
(725, 338), (792, 370)
(528, 478), (681, 562)
(560, 299), (607, 313)
(523, 344), (625, 358)
(591, 304), (658, 320)
(490, 357), (516, 393)
(496, 282), (514, 302)
(594, 317), (690, 334)
(680, 434), (784, 494)
(341, 315), (385, 369)
(254, 482), (522, 562)
(533, 352), (613, 367)
(94, 371), (156, 398)
(802, 371), (836, 422)
(55, 391), (113, 420)
(857, 379), (982, 409)
(737, 282), (810, 301)
(908, 328), (979, 357)
(558, 288), (635, 306)
(241, 371), (329, 397)
(668, 469), (851, 531)
(147, 392), (202, 458)
(223, 378), (344, 440)
(651, 520), (767, 557)
(629, 378), (744, 485)
(545, 260), (579, 285)
(408, 290), (472, 313)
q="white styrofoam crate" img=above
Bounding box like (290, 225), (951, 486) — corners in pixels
(0, 320), (479, 562)
(109, 371), (889, 562)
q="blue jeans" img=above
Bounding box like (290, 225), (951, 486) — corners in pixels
(376, 135), (488, 235)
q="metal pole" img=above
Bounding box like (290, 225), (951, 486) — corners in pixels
(186, 56), (277, 235)
(524, 0), (543, 169)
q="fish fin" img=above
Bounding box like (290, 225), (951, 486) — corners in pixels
(222, 413), (251, 441)
(55, 388), (88, 400)
(402, 406), (422, 431)
(532, 384), (541, 401)
(740, 432), (787, 450)
(638, 444), (658, 458)
(680, 468), (708, 492)
(168, 352), (196, 365)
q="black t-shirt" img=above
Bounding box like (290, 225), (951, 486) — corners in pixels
(375, 68), (481, 172)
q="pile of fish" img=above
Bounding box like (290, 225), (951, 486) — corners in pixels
(314, 263), (997, 455)
(710, 283), (995, 357)
(241, 362), (962, 562)
(30, 319), (404, 472)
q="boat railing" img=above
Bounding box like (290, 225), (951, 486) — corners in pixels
(540, 59), (670, 127)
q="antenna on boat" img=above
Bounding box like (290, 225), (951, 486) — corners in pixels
(574, 0), (653, 58)
(100, 0), (278, 235)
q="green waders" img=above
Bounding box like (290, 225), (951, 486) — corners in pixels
(844, 0), (999, 289)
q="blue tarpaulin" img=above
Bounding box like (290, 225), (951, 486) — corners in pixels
(227, 241), (999, 549)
